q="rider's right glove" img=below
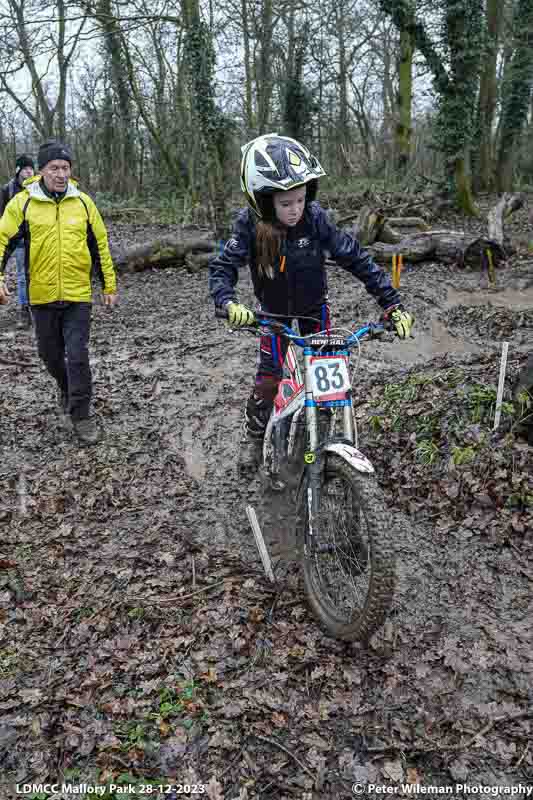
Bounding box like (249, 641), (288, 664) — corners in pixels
(225, 301), (255, 327)
(383, 305), (415, 339)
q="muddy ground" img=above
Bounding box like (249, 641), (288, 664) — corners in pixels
(1, 198), (532, 800)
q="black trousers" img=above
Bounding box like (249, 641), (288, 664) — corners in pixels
(32, 302), (92, 421)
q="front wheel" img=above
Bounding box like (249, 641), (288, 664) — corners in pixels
(299, 454), (395, 642)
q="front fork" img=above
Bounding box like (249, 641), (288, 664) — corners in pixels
(302, 352), (355, 535)
(304, 357), (323, 529)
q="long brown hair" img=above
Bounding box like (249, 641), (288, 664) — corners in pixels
(256, 220), (285, 279)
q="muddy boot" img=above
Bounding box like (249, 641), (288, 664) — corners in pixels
(237, 393), (272, 477)
(56, 386), (69, 421)
(238, 430), (264, 476)
(17, 306), (32, 330)
(73, 417), (101, 445)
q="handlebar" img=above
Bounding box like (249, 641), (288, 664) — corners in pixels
(215, 307), (389, 349)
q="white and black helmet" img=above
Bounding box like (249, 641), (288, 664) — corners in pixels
(240, 133), (326, 217)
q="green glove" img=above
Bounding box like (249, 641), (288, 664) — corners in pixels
(390, 308), (415, 339)
(226, 301), (255, 327)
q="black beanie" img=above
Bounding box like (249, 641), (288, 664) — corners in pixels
(15, 153), (35, 175)
(37, 140), (73, 170)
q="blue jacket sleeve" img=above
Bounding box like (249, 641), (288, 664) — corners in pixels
(208, 210), (252, 307)
(314, 203), (401, 310)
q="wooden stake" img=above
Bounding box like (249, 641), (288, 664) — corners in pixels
(493, 341), (509, 431)
(486, 248), (496, 287)
(392, 253), (402, 289)
(246, 505), (276, 583)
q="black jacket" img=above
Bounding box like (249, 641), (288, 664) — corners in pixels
(208, 201), (401, 316)
(0, 178), (22, 217)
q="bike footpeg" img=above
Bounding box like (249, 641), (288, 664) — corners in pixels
(270, 477), (286, 492)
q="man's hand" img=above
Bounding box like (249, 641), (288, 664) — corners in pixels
(0, 282), (10, 305)
(226, 301), (255, 327)
(103, 293), (118, 307)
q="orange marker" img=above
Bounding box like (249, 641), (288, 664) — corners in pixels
(280, 255), (286, 273)
(392, 253), (402, 289)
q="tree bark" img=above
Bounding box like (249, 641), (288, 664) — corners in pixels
(113, 236), (215, 272)
(496, 0), (533, 191)
(367, 232), (505, 270)
(255, 0), (274, 132)
(474, 0), (503, 191)
(396, 20), (413, 172)
(241, 0), (254, 132)
(487, 192), (525, 245)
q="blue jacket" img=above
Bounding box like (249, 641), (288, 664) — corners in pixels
(208, 201), (401, 316)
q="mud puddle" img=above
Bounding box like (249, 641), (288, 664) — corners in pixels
(446, 284), (533, 311)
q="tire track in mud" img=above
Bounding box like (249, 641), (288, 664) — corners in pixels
(1, 243), (532, 792)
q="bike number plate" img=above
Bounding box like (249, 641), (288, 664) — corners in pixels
(309, 356), (350, 402)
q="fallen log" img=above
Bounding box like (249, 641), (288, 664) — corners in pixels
(352, 206), (386, 246)
(110, 192), (524, 274)
(102, 207), (155, 220)
(184, 251), (212, 273)
(113, 235), (215, 272)
(366, 232), (506, 270)
(387, 216), (430, 230)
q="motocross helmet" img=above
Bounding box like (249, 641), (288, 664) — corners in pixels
(240, 133), (326, 219)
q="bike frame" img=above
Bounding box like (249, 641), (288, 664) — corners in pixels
(262, 321), (382, 485)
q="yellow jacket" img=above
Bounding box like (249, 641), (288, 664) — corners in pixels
(0, 176), (117, 304)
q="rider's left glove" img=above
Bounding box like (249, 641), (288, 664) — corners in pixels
(225, 301), (255, 328)
(384, 306), (415, 339)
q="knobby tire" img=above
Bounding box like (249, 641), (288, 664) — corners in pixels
(299, 454), (396, 642)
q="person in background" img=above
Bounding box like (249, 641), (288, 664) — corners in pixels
(0, 140), (118, 445)
(0, 154), (35, 328)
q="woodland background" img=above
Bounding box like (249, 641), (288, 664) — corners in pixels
(0, 0), (532, 227)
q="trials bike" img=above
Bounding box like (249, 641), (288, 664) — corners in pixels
(222, 310), (397, 642)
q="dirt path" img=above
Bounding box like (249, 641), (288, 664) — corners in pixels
(1, 228), (532, 798)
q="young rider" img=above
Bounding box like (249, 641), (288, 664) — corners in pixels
(209, 133), (414, 473)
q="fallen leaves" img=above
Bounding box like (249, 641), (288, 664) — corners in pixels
(1, 216), (532, 795)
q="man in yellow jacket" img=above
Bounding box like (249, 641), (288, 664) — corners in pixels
(0, 140), (117, 444)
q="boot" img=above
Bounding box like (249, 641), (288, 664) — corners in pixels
(16, 306), (32, 329)
(237, 392), (272, 476)
(73, 417), (101, 445)
(237, 429), (264, 475)
(56, 386), (69, 420)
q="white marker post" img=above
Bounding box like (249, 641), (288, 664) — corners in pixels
(493, 341), (509, 431)
(245, 505), (276, 584)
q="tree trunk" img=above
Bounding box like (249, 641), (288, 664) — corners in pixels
(487, 192), (525, 245)
(256, 0), (274, 132)
(93, 0), (137, 195)
(474, 0), (503, 191)
(336, 1), (351, 167)
(182, 0), (231, 238)
(496, 0), (533, 191)
(367, 232), (505, 270)
(113, 235), (214, 272)
(396, 21), (413, 173)
(241, 0), (254, 132)
(454, 154), (479, 217)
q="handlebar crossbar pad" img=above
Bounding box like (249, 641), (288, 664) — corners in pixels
(308, 335), (347, 347)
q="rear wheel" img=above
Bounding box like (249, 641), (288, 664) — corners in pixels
(300, 454), (395, 641)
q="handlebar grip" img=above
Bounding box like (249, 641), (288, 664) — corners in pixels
(215, 307), (229, 320)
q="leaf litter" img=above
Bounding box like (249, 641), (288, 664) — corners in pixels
(0, 199), (532, 798)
